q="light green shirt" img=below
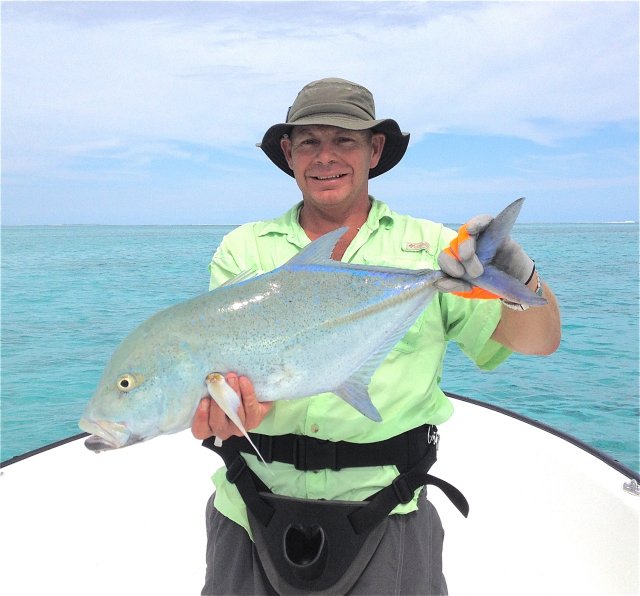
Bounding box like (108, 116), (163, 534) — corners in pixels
(208, 198), (510, 537)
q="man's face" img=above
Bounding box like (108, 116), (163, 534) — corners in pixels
(280, 125), (385, 212)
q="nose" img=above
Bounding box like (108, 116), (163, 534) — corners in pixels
(314, 141), (337, 165)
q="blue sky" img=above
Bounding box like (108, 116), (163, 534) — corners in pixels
(2, 1), (638, 224)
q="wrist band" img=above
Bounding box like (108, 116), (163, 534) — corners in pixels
(524, 262), (536, 285)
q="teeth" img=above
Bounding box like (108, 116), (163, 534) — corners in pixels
(316, 174), (343, 180)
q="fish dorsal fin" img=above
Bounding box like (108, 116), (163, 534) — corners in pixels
(285, 227), (348, 267)
(284, 227), (431, 278)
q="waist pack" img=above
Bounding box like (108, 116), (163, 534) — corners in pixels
(203, 426), (468, 595)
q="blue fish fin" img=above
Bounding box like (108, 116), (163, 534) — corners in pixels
(333, 286), (437, 422)
(332, 261), (431, 276)
(474, 198), (524, 262)
(473, 265), (547, 306)
(218, 267), (260, 288)
(285, 227), (348, 266)
(465, 198), (547, 307)
(205, 373), (270, 468)
(284, 227), (433, 277)
(334, 381), (382, 422)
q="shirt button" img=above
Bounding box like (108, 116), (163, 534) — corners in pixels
(310, 423), (319, 433)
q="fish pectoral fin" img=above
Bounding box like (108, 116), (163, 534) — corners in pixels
(205, 373), (268, 466)
(217, 267), (260, 288)
(333, 381), (382, 422)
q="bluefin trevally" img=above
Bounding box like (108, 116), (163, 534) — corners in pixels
(79, 199), (545, 454)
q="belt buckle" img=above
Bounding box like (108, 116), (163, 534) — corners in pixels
(392, 475), (415, 504)
(427, 426), (440, 452)
(293, 437), (339, 471)
(226, 455), (248, 484)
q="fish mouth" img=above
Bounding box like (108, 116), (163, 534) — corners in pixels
(79, 418), (141, 452)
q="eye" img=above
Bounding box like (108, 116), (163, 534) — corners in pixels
(337, 136), (359, 147)
(116, 373), (137, 392)
(296, 137), (318, 148)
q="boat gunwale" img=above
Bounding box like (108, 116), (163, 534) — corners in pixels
(1, 432), (90, 468)
(445, 391), (639, 482)
(2, 394), (638, 482)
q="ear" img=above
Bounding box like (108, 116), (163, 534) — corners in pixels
(369, 133), (386, 169)
(280, 137), (294, 170)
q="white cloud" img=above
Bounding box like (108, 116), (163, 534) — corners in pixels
(3, 3), (637, 152)
(1, 1), (637, 225)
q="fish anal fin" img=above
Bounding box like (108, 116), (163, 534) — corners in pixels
(334, 379), (382, 422)
(329, 284), (437, 423)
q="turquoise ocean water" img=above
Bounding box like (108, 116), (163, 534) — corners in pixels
(1, 223), (638, 472)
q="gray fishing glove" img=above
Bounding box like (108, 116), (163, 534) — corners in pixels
(438, 214), (535, 293)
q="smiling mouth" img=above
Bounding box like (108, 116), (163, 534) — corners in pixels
(311, 174), (347, 181)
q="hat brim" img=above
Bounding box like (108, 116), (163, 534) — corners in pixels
(258, 117), (410, 179)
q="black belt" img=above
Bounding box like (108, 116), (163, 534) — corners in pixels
(202, 425), (468, 522)
(209, 424), (440, 472)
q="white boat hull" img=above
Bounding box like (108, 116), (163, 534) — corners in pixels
(1, 397), (638, 595)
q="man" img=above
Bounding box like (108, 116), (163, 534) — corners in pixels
(193, 78), (561, 595)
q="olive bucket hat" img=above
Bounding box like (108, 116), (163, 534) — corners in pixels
(257, 78), (410, 179)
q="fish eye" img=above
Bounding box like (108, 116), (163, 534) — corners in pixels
(117, 374), (137, 392)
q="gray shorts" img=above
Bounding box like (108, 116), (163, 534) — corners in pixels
(201, 490), (447, 596)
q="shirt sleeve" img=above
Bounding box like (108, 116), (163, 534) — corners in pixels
(440, 292), (511, 370)
(208, 225), (260, 290)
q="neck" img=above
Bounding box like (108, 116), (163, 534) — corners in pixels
(298, 198), (371, 261)
(299, 197), (371, 240)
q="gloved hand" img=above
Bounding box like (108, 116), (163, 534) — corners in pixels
(438, 214), (535, 299)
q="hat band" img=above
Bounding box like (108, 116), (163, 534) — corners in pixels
(289, 101), (375, 124)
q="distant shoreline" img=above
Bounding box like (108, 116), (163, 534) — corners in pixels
(2, 221), (638, 228)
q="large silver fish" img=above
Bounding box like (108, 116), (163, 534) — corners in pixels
(79, 199), (545, 453)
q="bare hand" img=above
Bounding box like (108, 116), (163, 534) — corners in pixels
(191, 373), (273, 440)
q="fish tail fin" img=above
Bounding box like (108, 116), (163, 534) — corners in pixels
(205, 373), (269, 467)
(466, 198), (547, 307)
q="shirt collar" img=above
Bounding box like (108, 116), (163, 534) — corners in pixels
(363, 197), (395, 232)
(256, 202), (308, 248)
(256, 196), (395, 247)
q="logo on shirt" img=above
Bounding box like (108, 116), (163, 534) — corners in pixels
(404, 241), (430, 252)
